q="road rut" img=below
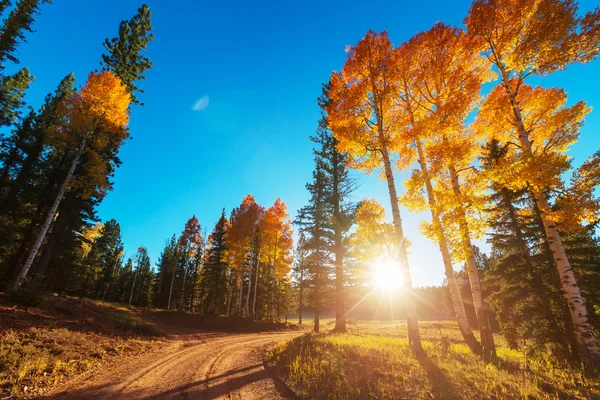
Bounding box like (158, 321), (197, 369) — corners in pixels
(45, 331), (300, 399)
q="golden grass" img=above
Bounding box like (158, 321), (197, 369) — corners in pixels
(0, 297), (163, 398)
(268, 319), (599, 399)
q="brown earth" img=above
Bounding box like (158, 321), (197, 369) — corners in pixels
(43, 330), (301, 399)
(1, 294), (304, 399)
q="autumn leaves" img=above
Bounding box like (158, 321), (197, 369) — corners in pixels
(327, 0), (600, 366)
(227, 195), (293, 320)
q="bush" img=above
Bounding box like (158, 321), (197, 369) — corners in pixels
(9, 288), (46, 307)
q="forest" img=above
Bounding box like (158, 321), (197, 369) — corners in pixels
(1, 0), (600, 398)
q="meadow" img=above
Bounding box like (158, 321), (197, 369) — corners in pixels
(268, 319), (599, 399)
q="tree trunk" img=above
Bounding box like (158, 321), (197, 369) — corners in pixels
(128, 270), (137, 305)
(179, 256), (188, 311)
(332, 148), (346, 333)
(271, 239), (278, 322)
(448, 166), (496, 360)
(380, 146), (423, 356)
(298, 267), (304, 325)
(245, 258), (252, 318)
(414, 141), (480, 355)
(13, 135), (87, 290)
(252, 253), (260, 318)
(167, 268), (175, 310)
(499, 68), (600, 365)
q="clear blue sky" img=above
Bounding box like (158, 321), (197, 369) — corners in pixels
(11, 0), (600, 286)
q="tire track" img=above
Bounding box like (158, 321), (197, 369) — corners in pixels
(45, 331), (301, 400)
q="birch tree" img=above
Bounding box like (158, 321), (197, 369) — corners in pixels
(13, 71), (130, 289)
(466, 0), (600, 365)
(327, 31), (424, 356)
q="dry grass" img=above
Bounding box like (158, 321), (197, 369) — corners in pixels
(267, 319), (600, 399)
(0, 295), (163, 398)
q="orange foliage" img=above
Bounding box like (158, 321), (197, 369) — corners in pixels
(260, 198), (293, 280)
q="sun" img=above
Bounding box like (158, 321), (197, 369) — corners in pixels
(372, 257), (404, 291)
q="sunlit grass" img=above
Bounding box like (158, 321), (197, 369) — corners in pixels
(268, 320), (599, 399)
(0, 296), (163, 397)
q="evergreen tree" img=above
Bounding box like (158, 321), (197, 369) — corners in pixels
(292, 232), (309, 325)
(201, 209), (229, 315)
(0, 0), (50, 67)
(482, 140), (573, 358)
(312, 82), (357, 333)
(130, 246), (152, 307)
(154, 235), (177, 309)
(296, 166), (332, 333)
(101, 4), (153, 105)
(0, 67), (32, 127)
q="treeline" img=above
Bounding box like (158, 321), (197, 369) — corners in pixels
(0, 3), (154, 294)
(150, 196), (295, 320)
(74, 196), (296, 321)
(295, 0), (600, 369)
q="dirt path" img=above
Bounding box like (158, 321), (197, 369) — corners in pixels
(44, 331), (301, 399)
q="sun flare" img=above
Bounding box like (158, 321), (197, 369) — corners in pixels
(372, 257), (404, 291)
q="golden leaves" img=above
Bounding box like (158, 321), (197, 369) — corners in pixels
(351, 198), (396, 264)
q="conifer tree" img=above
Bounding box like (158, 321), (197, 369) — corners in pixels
(312, 83), (357, 333)
(201, 209), (229, 315)
(0, 0), (50, 68)
(292, 233), (309, 325)
(101, 4), (153, 105)
(296, 166), (331, 333)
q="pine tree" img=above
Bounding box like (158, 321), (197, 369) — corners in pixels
(100, 4), (153, 106)
(482, 140), (574, 358)
(296, 166), (331, 333)
(292, 233), (309, 325)
(201, 209), (229, 315)
(0, 0), (50, 68)
(312, 82), (357, 333)
(0, 67), (32, 127)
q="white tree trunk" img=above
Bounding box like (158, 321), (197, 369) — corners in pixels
(252, 254), (260, 318)
(415, 141), (481, 354)
(245, 259), (252, 318)
(448, 166), (495, 360)
(380, 147), (423, 355)
(13, 135), (88, 290)
(499, 69), (600, 364)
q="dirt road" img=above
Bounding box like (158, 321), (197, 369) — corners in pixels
(45, 330), (301, 399)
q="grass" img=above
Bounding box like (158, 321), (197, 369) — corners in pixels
(0, 294), (164, 398)
(267, 319), (600, 399)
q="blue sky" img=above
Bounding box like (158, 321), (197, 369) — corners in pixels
(10, 0), (600, 286)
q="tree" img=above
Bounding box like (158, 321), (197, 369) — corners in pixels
(327, 31), (423, 355)
(13, 71), (130, 289)
(201, 209), (229, 315)
(481, 140), (574, 358)
(175, 215), (202, 310)
(0, 67), (32, 127)
(261, 199), (293, 322)
(473, 81), (598, 363)
(101, 4), (153, 106)
(227, 195), (264, 317)
(155, 235), (177, 309)
(296, 166), (331, 332)
(130, 246), (152, 307)
(0, 0), (50, 68)
(466, 0), (600, 365)
(292, 232), (309, 325)
(313, 83), (357, 333)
